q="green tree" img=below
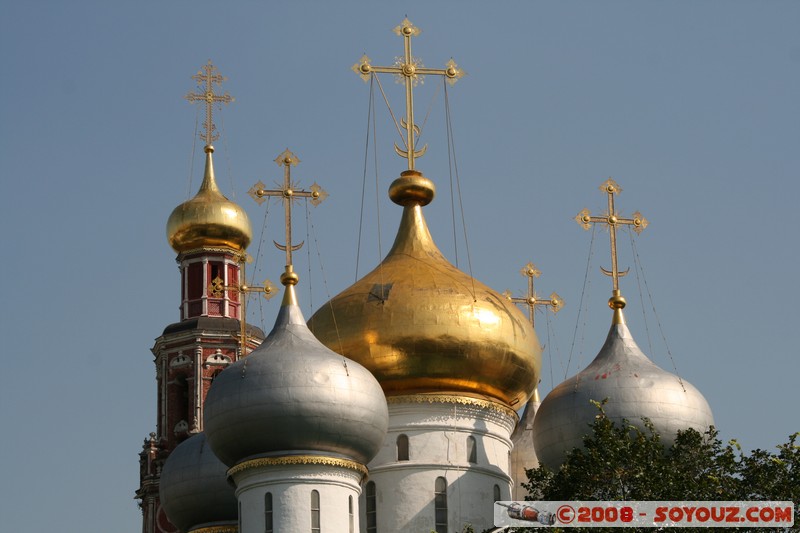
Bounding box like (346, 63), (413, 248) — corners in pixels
(516, 401), (798, 532)
(738, 433), (800, 505)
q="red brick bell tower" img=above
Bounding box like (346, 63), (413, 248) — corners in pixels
(135, 62), (264, 533)
(136, 243), (263, 533)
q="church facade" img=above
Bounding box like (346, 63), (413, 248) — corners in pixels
(136, 20), (713, 533)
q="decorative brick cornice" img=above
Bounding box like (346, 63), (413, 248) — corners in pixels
(177, 247), (242, 261)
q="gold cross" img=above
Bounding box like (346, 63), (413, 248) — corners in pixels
(503, 262), (563, 328)
(576, 178), (648, 317)
(208, 253), (278, 355)
(352, 18), (465, 171)
(185, 60), (234, 145)
(248, 149), (328, 269)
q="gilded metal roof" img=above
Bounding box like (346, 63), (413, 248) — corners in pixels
(167, 146), (252, 253)
(308, 171), (541, 408)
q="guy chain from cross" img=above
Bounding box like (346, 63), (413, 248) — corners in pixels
(185, 60), (234, 145)
(503, 262), (563, 328)
(248, 149), (328, 270)
(576, 178), (648, 318)
(352, 18), (465, 171)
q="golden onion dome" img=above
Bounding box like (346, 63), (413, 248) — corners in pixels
(167, 145), (252, 253)
(308, 170), (541, 408)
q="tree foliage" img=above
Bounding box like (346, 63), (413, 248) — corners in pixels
(518, 401), (798, 532)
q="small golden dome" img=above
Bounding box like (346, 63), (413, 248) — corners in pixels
(309, 170), (541, 407)
(167, 145), (252, 253)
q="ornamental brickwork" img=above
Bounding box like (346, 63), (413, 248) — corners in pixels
(135, 250), (264, 533)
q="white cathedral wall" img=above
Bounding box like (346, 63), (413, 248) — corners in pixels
(231, 462), (363, 533)
(362, 397), (517, 532)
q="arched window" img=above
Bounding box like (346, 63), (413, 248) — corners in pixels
(466, 436), (477, 464)
(265, 492), (273, 533)
(434, 477), (448, 533)
(396, 434), (409, 461)
(365, 481), (377, 533)
(349, 495), (354, 533)
(493, 484), (501, 502)
(311, 490), (320, 533)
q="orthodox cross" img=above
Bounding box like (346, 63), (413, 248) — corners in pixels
(208, 252), (278, 355)
(248, 149), (328, 269)
(503, 262), (563, 328)
(576, 178), (648, 319)
(352, 18), (465, 171)
(185, 60), (234, 145)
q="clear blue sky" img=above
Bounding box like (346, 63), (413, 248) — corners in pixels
(1, 2), (798, 531)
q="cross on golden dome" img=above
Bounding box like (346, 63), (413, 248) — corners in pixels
(248, 149), (328, 285)
(503, 262), (563, 328)
(352, 18), (465, 171)
(576, 178), (648, 321)
(185, 60), (234, 145)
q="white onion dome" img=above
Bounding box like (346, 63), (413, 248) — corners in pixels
(203, 277), (389, 468)
(533, 316), (714, 470)
(159, 432), (237, 532)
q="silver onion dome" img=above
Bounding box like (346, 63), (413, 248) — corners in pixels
(203, 285), (389, 468)
(533, 320), (714, 471)
(159, 432), (237, 532)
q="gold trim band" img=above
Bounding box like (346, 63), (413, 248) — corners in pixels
(177, 246), (242, 259)
(228, 454), (368, 478)
(388, 394), (518, 419)
(190, 525), (237, 533)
